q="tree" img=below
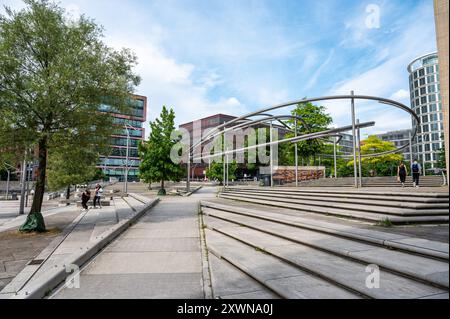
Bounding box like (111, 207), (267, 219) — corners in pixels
(0, 0), (140, 232)
(206, 161), (237, 184)
(280, 101), (333, 166)
(347, 135), (403, 176)
(139, 106), (185, 195)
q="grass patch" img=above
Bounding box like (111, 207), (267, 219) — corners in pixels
(377, 218), (393, 227)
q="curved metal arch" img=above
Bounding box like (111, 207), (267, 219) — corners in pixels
(191, 95), (418, 160)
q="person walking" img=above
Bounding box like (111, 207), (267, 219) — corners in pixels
(397, 161), (408, 187)
(81, 190), (91, 211)
(93, 184), (103, 208)
(411, 160), (422, 188)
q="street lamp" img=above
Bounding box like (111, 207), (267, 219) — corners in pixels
(124, 124), (140, 194)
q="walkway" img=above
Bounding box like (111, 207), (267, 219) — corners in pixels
(52, 187), (216, 299)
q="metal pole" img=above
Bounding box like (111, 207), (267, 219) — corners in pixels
(333, 136), (337, 178)
(187, 152), (191, 192)
(226, 147), (229, 187)
(6, 170), (10, 200)
(357, 119), (362, 188)
(19, 153), (27, 215)
(409, 131), (413, 177)
(294, 118), (298, 186)
(124, 126), (130, 194)
(222, 133), (226, 190)
(350, 90), (358, 188)
(270, 121), (274, 187)
(25, 162), (30, 207)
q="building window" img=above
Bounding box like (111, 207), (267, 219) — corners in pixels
(421, 97), (427, 104)
(419, 69), (425, 77)
(429, 94), (436, 102)
(426, 66), (434, 73)
(429, 104), (437, 112)
(428, 85), (435, 93)
(430, 123), (439, 131)
(430, 113), (438, 122)
(425, 154), (431, 161)
(419, 78), (426, 86)
(422, 124), (429, 132)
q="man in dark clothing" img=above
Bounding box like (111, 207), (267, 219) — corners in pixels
(81, 190), (91, 210)
(411, 160), (422, 188)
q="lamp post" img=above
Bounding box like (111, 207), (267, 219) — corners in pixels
(350, 91), (358, 188)
(124, 124), (139, 194)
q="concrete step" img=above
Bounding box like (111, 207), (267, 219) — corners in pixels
(223, 190), (449, 209)
(204, 218), (448, 299)
(226, 188), (449, 204)
(203, 208), (449, 288)
(205, 229), (362, 299)
(219, 192), (449, 219)
(227, 187), (449, 200)
(208, 253), (280, 299)
(201, 200), (449, 260)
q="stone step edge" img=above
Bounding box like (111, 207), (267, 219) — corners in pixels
(206, 228), (369, 299)
(219, 193), (449, 217)
(206, 225), (446, 299)
(203, 209), (449, 289)
(201, 201), (449, 261)
(226, 188), (449, 198)
(223, 190), (449, 210)
(226, 189), (449, 204)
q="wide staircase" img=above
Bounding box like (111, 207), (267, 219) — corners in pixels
(217, 187), (449, 224)
(292, 176), (445, 187)
(200, 199), (449, 299)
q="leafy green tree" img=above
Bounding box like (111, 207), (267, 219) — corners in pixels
(206, 161), (237, 184)
(437, 145), (446, 169)
(139, 106), (185, 195)
(0, 0), (140, 232)
(280, 101), (333, 166)
(347, 135), (403, 176)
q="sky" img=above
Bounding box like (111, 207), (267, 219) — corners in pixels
(0, 0), (438, 138)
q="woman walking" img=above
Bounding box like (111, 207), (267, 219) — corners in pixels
(397, 161), (408, 187)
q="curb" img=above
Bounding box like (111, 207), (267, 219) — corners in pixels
(9, 197), (160, 299)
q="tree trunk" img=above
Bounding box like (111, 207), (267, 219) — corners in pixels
(161, 179), (164, 190)
(30, 136), (47, 215)
(20, 136), (47, 232)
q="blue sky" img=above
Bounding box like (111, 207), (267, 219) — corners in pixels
(1, 0), (438, 137)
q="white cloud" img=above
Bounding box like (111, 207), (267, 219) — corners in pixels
(390, 89), (410, 101)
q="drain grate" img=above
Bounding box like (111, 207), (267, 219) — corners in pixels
(28, 259), (45, 265)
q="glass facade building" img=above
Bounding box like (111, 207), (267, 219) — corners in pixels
(377, 129), (412, 161)
(407, 52), (444, 168)
(97, 95), (147, 181)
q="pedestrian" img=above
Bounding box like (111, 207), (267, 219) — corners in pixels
(81, 189), (91, 210)
(411, 160), (422, 188)
(397, 161), (408, 187)
(93, 184), (103, 208)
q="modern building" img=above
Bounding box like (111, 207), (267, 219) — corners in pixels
(179, 114), (237, 179)
(377, 129), (412, 161)
(407, 52), (444, 168)
(337, 133), (354, 155)
(97, 94), (147, 181)
(433, 0), (449, 172)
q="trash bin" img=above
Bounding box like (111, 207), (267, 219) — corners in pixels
(259, 175), (271, 187)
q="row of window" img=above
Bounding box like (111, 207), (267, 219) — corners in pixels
(414, 103), (442, 115)
(416, 132), (443, 143)
(111, 137), (142, 147)
(416, 122), (444, 133)
(112, 117), (143, 128)
(103, 168), (139, 176)
(412, 93), (440, 107)
(410, 73), (438, 91)
(99, 158), (140, 167)
(411, 84), (440, 99)
(109, 147), (139, 158)
(415, 142), (443, 152)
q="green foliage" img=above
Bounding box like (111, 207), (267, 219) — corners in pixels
(347, 135), (403, 176)
(280, 101), (333, 165)
(437, 145), (446, 169)
(139, 106), (185, 191)
(206, 161), (237, 184)
(0, 0), (140, 221)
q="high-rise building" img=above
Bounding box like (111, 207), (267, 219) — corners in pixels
(407, 52), (444, 168)
(377, 129), (412, 161)
(97, 94), (147, 181)
(336, 133), (354, 155)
